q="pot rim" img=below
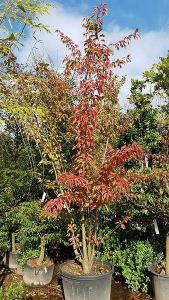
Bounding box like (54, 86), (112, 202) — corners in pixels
(60, 260), (114, 280)
(9, 251), (21, 255)
(148, 264), (169, 278)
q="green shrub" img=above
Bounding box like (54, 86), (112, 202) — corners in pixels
(100, 234), (164, 292)
(0, 282), (24, 300)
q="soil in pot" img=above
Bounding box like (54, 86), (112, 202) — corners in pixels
(61, 260), (111, 276)
(23, 258), (54, 287)
(149, 264), (169, 300)
(60, 260), (113, 300)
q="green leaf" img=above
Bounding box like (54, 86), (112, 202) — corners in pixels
(17, 4), (26, 12)
(8, 33), (16, 41)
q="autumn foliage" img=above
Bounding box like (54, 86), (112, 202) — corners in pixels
(46, 4), (141, 212)
(44, 4), (143, 273)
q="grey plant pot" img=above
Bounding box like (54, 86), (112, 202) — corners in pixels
(16, 264), (23, 276)
(149, 264), (169, 300)
(23, 260), (54, 287)
(60, 261), (114, 300)
(3, 251), (21, 269)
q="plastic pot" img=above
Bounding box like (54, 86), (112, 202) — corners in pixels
(60, 261), (114, 300)
(16, 265), (23, 276)
(3, 251), (21, 269)
(149, 264), (169, 300)
(23, 260), (54, 287)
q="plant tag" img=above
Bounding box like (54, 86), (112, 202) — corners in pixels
(44, 267), (47, 273)
(41, 192), (46, 203)
(153, 219), (159, 234)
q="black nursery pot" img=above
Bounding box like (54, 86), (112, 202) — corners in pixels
(23, 260), (54, 287)
(149, 264), (169, 300)
(60, 261), (114, 300)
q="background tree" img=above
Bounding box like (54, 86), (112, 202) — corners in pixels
(145, 52), (169, 157)
(119, 79), (162, 167)
(0, 0), (52, 252)
(0, 0), (51, 58)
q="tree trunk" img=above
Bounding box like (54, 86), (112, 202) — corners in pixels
(145, 155), (149, 168)
(37, 236), (46, 266)
(12, 233), (16, 253)
(82, 223), (90, 274)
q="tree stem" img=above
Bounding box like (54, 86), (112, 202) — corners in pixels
(37, 236), (46, 266)
(12, 233), (16, 253)
(82, 222), (89, 274)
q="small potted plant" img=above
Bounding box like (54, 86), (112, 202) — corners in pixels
(5, 232), (21, 269)
(3, 208), (21, 270)
(22, 236), (54, 286)
(45, 4), (142, 300)
(17, 200), (64, 286)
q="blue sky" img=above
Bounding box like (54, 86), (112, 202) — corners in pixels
(54, 0), (169, 32)
(18, 0), (169, 108)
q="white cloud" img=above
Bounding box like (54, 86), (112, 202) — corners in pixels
(17, 5), (84, 68)
(17, 5), (169, 108)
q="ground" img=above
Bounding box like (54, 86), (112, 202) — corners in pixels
(0, 265), (152, 300)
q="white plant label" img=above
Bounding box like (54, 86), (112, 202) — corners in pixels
(153, 219), (159, 235)
(41, 192), (46, 203)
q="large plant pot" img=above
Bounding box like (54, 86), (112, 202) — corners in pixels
(60, 261), (114, 300)
(3, 251), (20, 269)
(23, 259), (54, 287)
(149, 264), (169, 300)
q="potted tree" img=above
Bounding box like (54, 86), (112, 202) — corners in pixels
(45, 4), (142, 300)
(3, 203), (21, 270)
(17, 200), (65, 286)
(4, 233), (21, 270)
(22, 236), (54, 286)
(0, 3), (141, 299)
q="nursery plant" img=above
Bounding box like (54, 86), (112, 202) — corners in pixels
(17, 200), (66, 264)
(16, 200), (66, 286)
(42, 4), (148, 298)
(0, 3), (143, 298)
(45, 3), (142, 275)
